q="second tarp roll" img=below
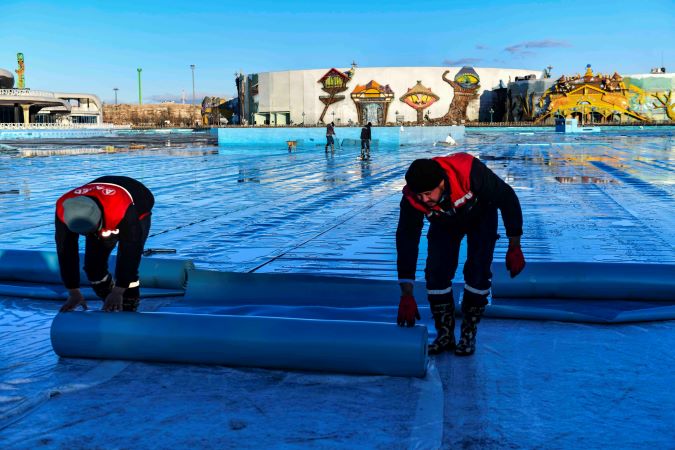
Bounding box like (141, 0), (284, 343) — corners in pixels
(51, 311), (428, 378)
(0, 249), (194, 290)
(491, 262), (675, 301)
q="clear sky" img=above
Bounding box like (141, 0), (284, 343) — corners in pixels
(1, 0), (673, 104)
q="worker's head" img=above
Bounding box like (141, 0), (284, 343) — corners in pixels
(367, 122), (372, 127)
(62, 196), (102, 235)
(405, 159), (445, 207)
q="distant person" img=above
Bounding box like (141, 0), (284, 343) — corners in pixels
(396, 153), (525, 356)
(325, 122), (336, 152)
(360, 122), (372, 160)
(56, 176), (155, 313)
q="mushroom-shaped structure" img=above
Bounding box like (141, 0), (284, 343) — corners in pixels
(0, 68), (14, 89)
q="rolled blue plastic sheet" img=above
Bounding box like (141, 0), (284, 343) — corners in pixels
(51, 311), (428, 377)
(0, 249), (194, 290)
(182, 266), (675, 323)
(491, 262), (675, 301)
(184, 269), (407, 307)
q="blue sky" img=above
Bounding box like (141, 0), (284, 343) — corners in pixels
(1, 0), (673, 104)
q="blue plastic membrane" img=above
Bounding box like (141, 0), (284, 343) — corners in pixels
(181, 263), (675, 323)
(0, 249), (194, 299)
(51, 311), (428, 377)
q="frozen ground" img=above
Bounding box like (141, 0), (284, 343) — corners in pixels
(0, 128), (674, 448)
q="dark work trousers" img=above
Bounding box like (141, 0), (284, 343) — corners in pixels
(424, 206), (499, 308)
(83, 215), (151, 299)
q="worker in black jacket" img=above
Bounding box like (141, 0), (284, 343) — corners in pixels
(396, 153), (525, 356)
(55, 176), (154, 313)
(360, 122), (372, 160)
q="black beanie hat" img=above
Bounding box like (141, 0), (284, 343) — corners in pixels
(405, 159), (444, 193)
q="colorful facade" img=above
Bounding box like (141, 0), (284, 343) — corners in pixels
(238, 66), (542, 125)
(511, 65), (675, 124)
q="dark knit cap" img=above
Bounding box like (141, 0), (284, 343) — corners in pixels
(405, 159), (444, 193)
(62, 196), (101, 234)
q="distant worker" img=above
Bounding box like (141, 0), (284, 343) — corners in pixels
(56, 176), (155, 313)
(395, 153), (525, 356)
(325, 122), (336, 152)
(360, 122), (372, 160)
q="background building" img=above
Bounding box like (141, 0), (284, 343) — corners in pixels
(507, 65), (674, 124)
(0, 66), (103, 126)
(236, 65), (543, 126)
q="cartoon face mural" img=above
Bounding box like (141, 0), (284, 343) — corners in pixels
(436, 66), (481, 123)
(351, 80), (394, 125)
(317, 68), (353, 124)
(454, 66), (480, 89)
(399, 81), (439, 123)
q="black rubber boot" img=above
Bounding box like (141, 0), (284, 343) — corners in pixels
(455, 305), (485, 356)
(428, 301), (456, 355)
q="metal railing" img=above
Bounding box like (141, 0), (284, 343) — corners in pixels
(0, 89), (57, 98)
(0, 122), (128, 130)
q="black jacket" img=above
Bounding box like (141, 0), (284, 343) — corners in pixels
(55, 176), (154, 289)
(360, 126), (371, 140)
(396, 158), (522, 281)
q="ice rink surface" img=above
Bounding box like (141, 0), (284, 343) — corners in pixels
(1, 128), (673, 448)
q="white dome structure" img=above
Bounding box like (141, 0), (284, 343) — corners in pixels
(0, 68), (14, 89)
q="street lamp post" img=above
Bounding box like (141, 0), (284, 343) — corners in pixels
(331, 110), (335, 123)
(190, 64), (196, 105)
(113, 88), (119, 105)
(190, 64), (196, 126)
(489, 107), (494, 123)
(137, 68), (142, 105)
(302, 112), (305, 126)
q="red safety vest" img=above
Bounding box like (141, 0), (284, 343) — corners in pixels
(56, 183), (134, 237)
(403, 152), (475, 216)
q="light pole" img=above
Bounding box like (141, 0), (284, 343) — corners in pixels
(302, 111), (305, 126)
(489, 107), (494, 123)
(190, 64), (196, 105)
(137, 68), (142, 105)
(190, 64), (196, 125)
(113, 88), (119, 105)
(331, 110), (335, 123)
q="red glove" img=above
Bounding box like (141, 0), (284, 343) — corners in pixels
(506, 244), (526, 278)
(397, 295), (421, 327)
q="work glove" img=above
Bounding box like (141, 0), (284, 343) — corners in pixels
(505, 243), (526, 278)
(60, 289), (88, 312)
(102, 286), (126, 312)
(397, 295), (421, 327)
(91, 273), (114, 299)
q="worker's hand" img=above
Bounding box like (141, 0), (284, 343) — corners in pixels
(60, 289), (88, 312)
(506, 241), (526, 278)
(397, 295), (421, 327)
(102, 286), (126, 312)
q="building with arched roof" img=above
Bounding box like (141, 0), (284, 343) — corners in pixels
(0, 66), (103, 127)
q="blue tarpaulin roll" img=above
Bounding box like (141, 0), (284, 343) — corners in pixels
(51, 311), (428, 377)
(0, 249), (194, 299)
(491, 262), (675, 301)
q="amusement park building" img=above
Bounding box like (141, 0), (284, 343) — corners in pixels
(506, 66), (675, 123)
(0, 67), (103, 126)
(236, 65), (543, 126)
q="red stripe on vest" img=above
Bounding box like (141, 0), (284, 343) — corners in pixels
(403, 152), (475, 215)
(56, 183), (134, 237)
